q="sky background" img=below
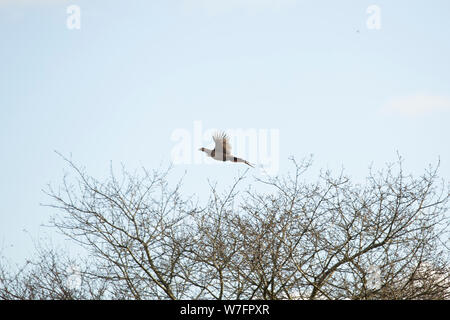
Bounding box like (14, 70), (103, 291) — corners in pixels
(1, 0), (449, 264)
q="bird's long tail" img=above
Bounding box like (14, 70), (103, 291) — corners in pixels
(228, 156), (254, 168)
(244, 161), (255, 168)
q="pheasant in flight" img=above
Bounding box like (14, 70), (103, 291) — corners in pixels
(199, 132), (254, 167)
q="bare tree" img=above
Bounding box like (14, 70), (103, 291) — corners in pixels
(0, 245), (108, 300)
(1, 155), (449, 300)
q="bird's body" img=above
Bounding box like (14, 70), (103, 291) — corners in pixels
(199, 132), (254, 167)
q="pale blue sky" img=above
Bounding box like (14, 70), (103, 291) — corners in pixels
(1, 0), (449, 263)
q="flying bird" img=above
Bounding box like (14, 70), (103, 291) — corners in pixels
(199, 132), (254, 167)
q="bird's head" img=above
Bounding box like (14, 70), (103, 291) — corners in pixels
(199, 147), (205, 152)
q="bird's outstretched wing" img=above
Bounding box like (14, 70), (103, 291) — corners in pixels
(213, 131), (232, 155)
